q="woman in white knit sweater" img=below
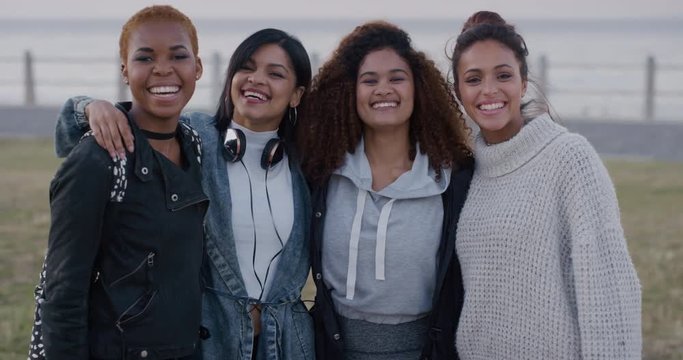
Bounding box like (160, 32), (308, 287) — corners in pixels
(450, 11), (642, 359)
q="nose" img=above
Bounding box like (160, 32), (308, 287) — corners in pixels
(247, 71), (265, 84)
(373, 79), (393, 96)
(482, 77), (498, 95)
(153, 59), (173, 76)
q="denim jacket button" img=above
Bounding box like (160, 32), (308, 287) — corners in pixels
(140, 349), (148, 358)
(171, 194), (179, 202)
(315, 211), (322, 218)
(141, 167), (149, 175)
(333, 333), (341, 340)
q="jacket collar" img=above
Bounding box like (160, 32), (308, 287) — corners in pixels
(115, 102), (199, 183)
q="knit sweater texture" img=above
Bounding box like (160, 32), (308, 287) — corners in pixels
(455, 113), (641, 359)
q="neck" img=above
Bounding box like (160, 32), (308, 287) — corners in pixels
(129, 105), (180, 134)
(480, 113), (524, 145)
(232, 115), (281, 132)
(363, 128), (412, 191)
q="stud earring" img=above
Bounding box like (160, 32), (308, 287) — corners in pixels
(123, 78), (129, 85)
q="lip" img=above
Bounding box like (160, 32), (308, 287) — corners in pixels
(241, 88), (270, 103)
(371, 100), (399, 111)
(147, 84), (181, 98)
(476, 100), (506, 114)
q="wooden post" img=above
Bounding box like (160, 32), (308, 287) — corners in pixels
(644, 56), (656, 122)
(212, 51), (222, 109)
(310, 52), (320, 73)
(24, 50), (36, 106)
(537, 54), (548, 95)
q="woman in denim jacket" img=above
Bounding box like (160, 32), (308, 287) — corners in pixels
(54, 29), (314, 360)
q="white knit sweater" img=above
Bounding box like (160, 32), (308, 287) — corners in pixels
(456, 113), (642, 359)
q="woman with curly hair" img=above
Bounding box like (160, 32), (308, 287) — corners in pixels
(299, 21), (473, 360)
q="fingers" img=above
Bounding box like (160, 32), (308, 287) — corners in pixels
(87, 100), (134, 160)
(116, 114), (135, 154)
(90, 123), (116, 160)
(104, 113), (126, 159)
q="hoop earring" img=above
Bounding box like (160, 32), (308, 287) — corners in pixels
(288, 106), (298, 126)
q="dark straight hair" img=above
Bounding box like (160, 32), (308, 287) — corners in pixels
(214, 28), (312, 147)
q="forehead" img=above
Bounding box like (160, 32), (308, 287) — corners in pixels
(459, 40), (519, 71)
(127, 21), (192, 49)
(358, 48), (412, 74)
(249, 43), (293, 68)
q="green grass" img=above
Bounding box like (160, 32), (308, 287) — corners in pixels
(1, 138), (681, 359)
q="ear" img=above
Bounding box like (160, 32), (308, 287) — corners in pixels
(521, 78), (528, 98)
(121, 63), (128, 84)
(195, 57), (204, 81)
(289, 86), (305, 108)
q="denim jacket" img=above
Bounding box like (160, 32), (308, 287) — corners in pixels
(55, 98), (315, 360)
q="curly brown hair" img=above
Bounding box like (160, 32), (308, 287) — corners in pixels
(298, 20), (472, 185)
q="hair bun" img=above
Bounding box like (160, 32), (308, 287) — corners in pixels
(461, 11), (509, 33)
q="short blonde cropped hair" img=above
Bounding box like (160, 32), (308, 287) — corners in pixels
(118, 5), (199, 61)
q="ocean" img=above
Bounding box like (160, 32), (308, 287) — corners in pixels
(1, 17), (682, 121)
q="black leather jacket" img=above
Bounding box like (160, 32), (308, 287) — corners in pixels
(309, 161), (473, 360)
(42, 105), (208, 359)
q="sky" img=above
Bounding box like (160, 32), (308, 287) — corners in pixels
(4, 0), (683, 20)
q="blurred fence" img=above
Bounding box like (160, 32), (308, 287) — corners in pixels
(534, 55), (683, 122)
(1, 50), (682, 121)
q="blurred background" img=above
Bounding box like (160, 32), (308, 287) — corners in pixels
(1, 0), (681, 359)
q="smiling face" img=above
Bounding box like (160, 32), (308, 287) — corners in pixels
(456, 39), (527, 144)
(355, 48), (415, 133)
(122, 20), (202, 127)
(229, 43), (304, 131)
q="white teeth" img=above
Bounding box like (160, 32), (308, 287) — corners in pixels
(372, 101), (397, 109)
(244, 91), (267, 101)
(479, 102), (504, 111)
(149, 86), (179, 94)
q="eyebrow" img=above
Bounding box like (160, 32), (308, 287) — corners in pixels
(268, 63), (290, 73)
(464, 63), (514, 74)
(358, 68), (410, 78)
(244, 59), (291, 73)
(133, 44), (190, 53)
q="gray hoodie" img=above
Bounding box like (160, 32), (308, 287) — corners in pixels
(322, 140), (451, 324)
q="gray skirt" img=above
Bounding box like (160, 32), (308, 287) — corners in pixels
(339, 315), (430, 360)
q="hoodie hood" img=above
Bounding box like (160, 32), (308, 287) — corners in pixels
(334, 139), (451, 199)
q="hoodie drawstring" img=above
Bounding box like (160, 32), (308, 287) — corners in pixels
(345, 190), (367, 300)
(345, 189), (396, 300)
(375, 198), (395, 280)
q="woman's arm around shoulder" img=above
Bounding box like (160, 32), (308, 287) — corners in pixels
(55, 96), (132, 160)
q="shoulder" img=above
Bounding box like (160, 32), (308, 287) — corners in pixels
(545, 130), (604, 175)
(180, 112), (216, 131)
(548, 131), (617, 203)
(52, 135), (115, 192)
(67, 133), (114, 170)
